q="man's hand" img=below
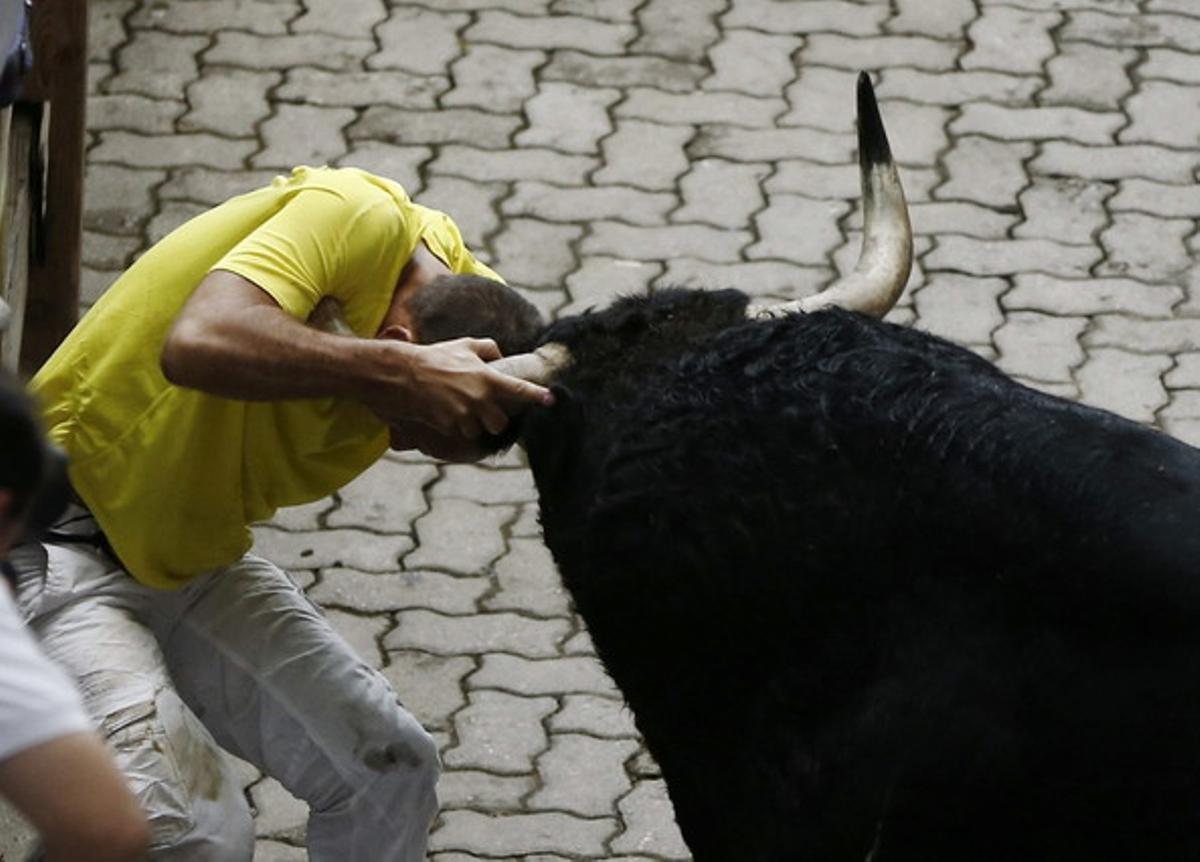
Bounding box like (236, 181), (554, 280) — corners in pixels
(369, 337), (552, 441)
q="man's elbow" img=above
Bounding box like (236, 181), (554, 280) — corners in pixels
(159, 319), (204, 387)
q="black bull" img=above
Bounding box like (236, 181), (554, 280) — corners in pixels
(482, 78), (1200, 860)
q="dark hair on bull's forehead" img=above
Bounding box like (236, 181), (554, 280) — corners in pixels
(406, 273), (544, 356)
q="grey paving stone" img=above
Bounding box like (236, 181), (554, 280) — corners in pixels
(267, 498), (332, 532)
(611, 780), (691, 859)
(445, 45), (545, 113)
(87, 93), (185, 134)
(252, 103), (355, 169)
(724, 0), (886, 36)
(81, 267), (121, 305)
(350, 106), (523, 149)
(431, 0), (550, 10)
(780, 66), (861, 134)
(888, 0), (976, 39)
(584, 221), (750, 264)
(952, 103), (1124, 146)
(993, 311), (1088, 383)
(1077, 348), (1172, 423)
(292, 0), (387, 39)
(109, 30), (207, 100)
(517, 81), (620, 154)
(1043, 42), (1136, 110)
(595, 120), (693, 191)
(962, 7), (1060, 74)
(146, 200), (209, 244)
(252, 840), (308, 862)
(418, 174), (505, 250)
(1122, 80), (1200, 148)
(182, 69), (279, 138)
(1111, 178), (1200, 218)
(385, 610), (571, 658)
(310, 568), (489, 615)
(1004, 273), (1183, 317)
(336, 142), (429, 194)
(1098, 212), (1194, 281)
(250, 777), (307, 843)
(563, 626), (597, 657)
(369, 6), (470, 74)
(704, 29), (803, 95)
(91, 0), (136, 63)
(530, 734), (640, 816)
(277, 68), (447, 110)
(802, 33), (960, 73)
(157, 166), (281, 206)
(430, 809), (614, 857)
(250, 525), (414, 572)
(690, 125), (850, 165)
(749, 194), (850, 265)
(84, 163), (164, 233)
(431, 466), (537, 505)
(510, 502), (544, 538)
(91, 130), (259, 170)
(1086, 315), (1200, 354)
(541, 49), (704, 93)
(1142, 47), (1200, 84)
(383, 651), (474, 731)
(438, 769), (538, 811)
(207, 32), (375, 72)
(491, 218), (584, 290)
(618, 88), (784, 128)
(470, 654), (615, 697)
(431, 145), (597, 186)
(910, 202), (1016, 240)
(560, 256), (662, 317)
(937, 137), (1035, 209)
(675, 159), (768, 230)
(1161, 391), (1200, 447)
(633, 0), (723, 62)
(323, 607), (388, 669)
(485, 537), (573, 618)
(553, 0), (641, 20)
(1032, 142), (1200, 183)
(1061, 10), (1200, 52)
(550, 694), (638, 739)
(406, 498), (511, 575)
(470, 9), (634, 53)
(504, 181), (675, 227)
(1166, 353), (1200, 388)
(443, 689), (558, 774)
(877, 101), (954, 168)
(912, 274), (1006, 346)
(877, 68), (1041, 107)
(1015, 177), (1113, 245)
(658, 256), (831, 302)
(926, 235), (1100, 279)
(131, 0), (293, 34)
(83, 230), (141, 270)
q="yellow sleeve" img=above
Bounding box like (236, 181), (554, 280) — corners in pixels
(212, 185), (402, 319)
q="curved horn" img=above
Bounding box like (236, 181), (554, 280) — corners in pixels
(750, 71), (912, 320)
(489, 342), (572, 385)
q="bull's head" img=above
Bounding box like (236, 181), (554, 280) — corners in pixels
(490, 71), (913, 384)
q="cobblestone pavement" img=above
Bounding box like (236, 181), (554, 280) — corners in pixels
(5, 0), (1200, 859)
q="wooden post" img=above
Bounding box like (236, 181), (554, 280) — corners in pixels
(19, 0), (87, 374)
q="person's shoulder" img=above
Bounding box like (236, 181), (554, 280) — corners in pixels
(290, 165), (404, 208)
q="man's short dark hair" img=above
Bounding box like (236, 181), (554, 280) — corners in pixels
(0, 369), (46, 518)
(406, 274), (545, 356)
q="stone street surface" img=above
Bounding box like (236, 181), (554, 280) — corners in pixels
(4, 0), (1200, 859)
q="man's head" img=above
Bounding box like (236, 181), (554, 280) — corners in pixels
(402, 273), (544, 354)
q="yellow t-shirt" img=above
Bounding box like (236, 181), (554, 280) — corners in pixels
(31, 166), (502, 589)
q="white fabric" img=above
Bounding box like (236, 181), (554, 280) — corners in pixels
(9, 507), (439, 861)
(0, 580), (91, 763)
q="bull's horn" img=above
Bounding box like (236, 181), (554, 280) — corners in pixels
(309, 295), (573, 385)
(749, 71), (912, 320)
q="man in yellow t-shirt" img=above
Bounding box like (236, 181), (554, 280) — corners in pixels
(11, 166), (552, 860)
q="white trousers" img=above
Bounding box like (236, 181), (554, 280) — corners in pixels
(9, 508), (439, 861)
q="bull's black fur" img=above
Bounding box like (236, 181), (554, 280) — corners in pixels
(513, 287), (1200, 861)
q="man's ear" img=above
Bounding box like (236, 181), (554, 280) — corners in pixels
(377, 323), (415, 343)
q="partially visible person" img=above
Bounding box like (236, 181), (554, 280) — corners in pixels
(0, 370), (148, 862)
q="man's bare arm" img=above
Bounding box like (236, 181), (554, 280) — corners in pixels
(0, 732), (149, 862)
(161, 270), (551, 438)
